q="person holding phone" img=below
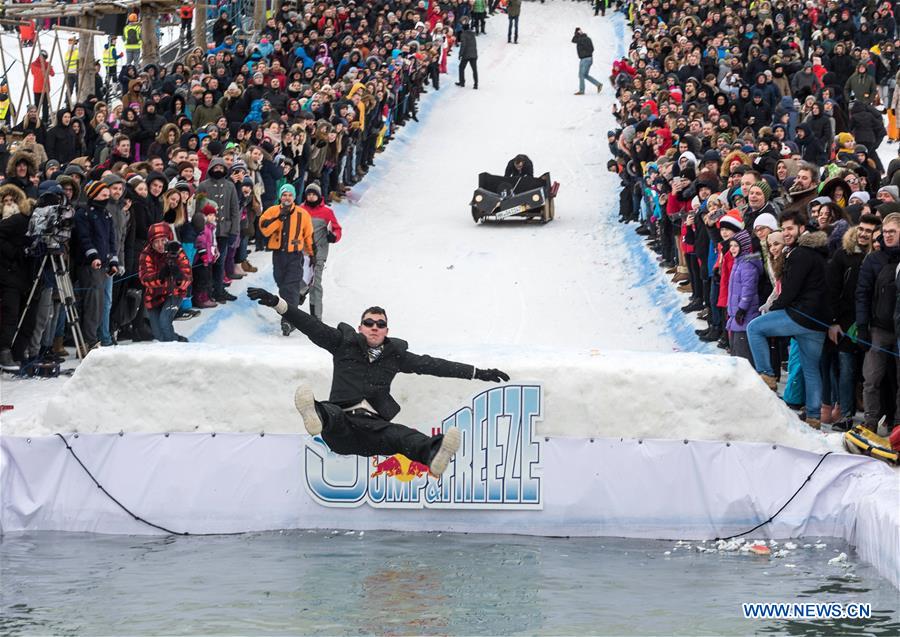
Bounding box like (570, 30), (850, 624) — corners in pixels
(571, 27), (603, 95)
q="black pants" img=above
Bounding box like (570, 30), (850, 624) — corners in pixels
(459, 58), (478, 87)
(472, 11), (486, 33)
(316, 402), (443, 465)
(34, 91), (50, 124)
(212, 235), (230, 297)
(180, 17), (192, 41)
(272, 250), (305, 309)
(508, 16), (519, 42)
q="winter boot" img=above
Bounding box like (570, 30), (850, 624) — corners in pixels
(228, 268), (244, 279)
(820, 404), (834, 425)
(281, 320), (294, 337)
(428, 427), (461, 477)
(52, 336), (70, 357)
(241, 260), (258, 273)
(805, 417), (822, 430)
(759, 374), (778, 391)
(0, 348), (16, 368)
(681, 299), (703, 313)
(194, 293), (218, 309)
(831, 418), (853, 432)
(294, 386), (322, 435)
(699, 328), (721, 342)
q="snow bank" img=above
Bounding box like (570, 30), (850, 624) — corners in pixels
(11, 344), (829, 452)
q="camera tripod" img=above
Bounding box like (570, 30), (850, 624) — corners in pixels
(13, 251), (88, 361)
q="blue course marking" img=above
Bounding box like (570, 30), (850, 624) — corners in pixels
(609, 13), (713, 354)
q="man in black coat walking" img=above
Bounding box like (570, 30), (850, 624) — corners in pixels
(456, 21), (478, 89)
(247, 287), (510, 476)
(572, 28), (602, 95)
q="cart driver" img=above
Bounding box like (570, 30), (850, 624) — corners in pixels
(504, 154), (534, 179)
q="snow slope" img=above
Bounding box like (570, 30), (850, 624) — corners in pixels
(180, 5), (710, 354)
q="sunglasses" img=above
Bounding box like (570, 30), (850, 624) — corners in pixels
(362, 318), (387, 329)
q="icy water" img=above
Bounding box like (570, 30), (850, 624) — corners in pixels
(1, 532), (898, 636)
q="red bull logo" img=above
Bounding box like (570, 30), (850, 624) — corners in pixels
(304, 385), (543, 509)
(370, 455), (432, 481)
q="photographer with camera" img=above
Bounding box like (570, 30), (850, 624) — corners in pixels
(74, 181), (121, 353)
(138, 223), (192, 343)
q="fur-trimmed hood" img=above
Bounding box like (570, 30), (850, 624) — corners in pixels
(720, 149), (751, 177)
(841, 225), (864, 254)
(5, 149), (39, 179)
(0, 183), (31, 217)
(798, 229), (828, 250)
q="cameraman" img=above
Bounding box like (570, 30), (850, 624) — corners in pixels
(138, 223), (192, 343)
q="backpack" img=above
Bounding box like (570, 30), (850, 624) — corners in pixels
(125, 27), (139, 46)
(870, 257), (900, 330)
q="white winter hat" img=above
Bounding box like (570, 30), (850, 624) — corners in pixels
(753, 212), (779, 231)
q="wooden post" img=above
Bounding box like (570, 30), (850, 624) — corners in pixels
(77, 15), (97, 102)
(194, 0), (207, 50)
(56, 38), (74, 113)
(15, 30), (40, 116)
(142, 13), (160, 66)
(254, 0), (266, 35)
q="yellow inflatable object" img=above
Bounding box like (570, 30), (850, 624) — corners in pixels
(843, 425), (899, 465)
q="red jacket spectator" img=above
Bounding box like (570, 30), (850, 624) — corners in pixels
(30, 57), (54, 93)
(138, 223), (192, 309)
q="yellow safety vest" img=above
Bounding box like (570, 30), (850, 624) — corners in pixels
(123, 24), (142, 50)
(0, 99), (10, 120)
(102, 48), (118, 68)
(66, 48), (78, 73)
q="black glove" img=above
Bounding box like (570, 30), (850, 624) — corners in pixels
(474, 368), (510, 383)
(735, 308), (746, 325)
(168, 258), (184, 282)
(327, 231), (337, 243)
(165, 240), (181, 256)
(856, 326), (871, 352)
(247, 287), (279, 307)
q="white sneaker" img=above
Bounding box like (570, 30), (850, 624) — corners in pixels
(429, 427), (461, 477)
(294, 387), (322, 435)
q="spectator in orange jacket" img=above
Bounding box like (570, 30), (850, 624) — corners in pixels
(259, 183), (314, 335)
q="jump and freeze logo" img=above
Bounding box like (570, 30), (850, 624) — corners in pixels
(304, 385), (543, 509)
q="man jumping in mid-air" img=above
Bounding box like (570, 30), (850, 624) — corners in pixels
(247, 287), (510, 475)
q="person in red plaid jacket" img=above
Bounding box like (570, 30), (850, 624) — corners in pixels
(138, 223), (192, 342)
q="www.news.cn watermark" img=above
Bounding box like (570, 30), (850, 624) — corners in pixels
(743, 602), (872, 620)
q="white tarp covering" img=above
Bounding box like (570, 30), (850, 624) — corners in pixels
(3, 432), (897, 588)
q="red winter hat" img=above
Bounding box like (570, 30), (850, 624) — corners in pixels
(717, 208), (745, 231)
(147, 222), (174, 243)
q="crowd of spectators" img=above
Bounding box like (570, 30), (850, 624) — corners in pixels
(609, 0), (900, 433)
(0, 0), (472, 370)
